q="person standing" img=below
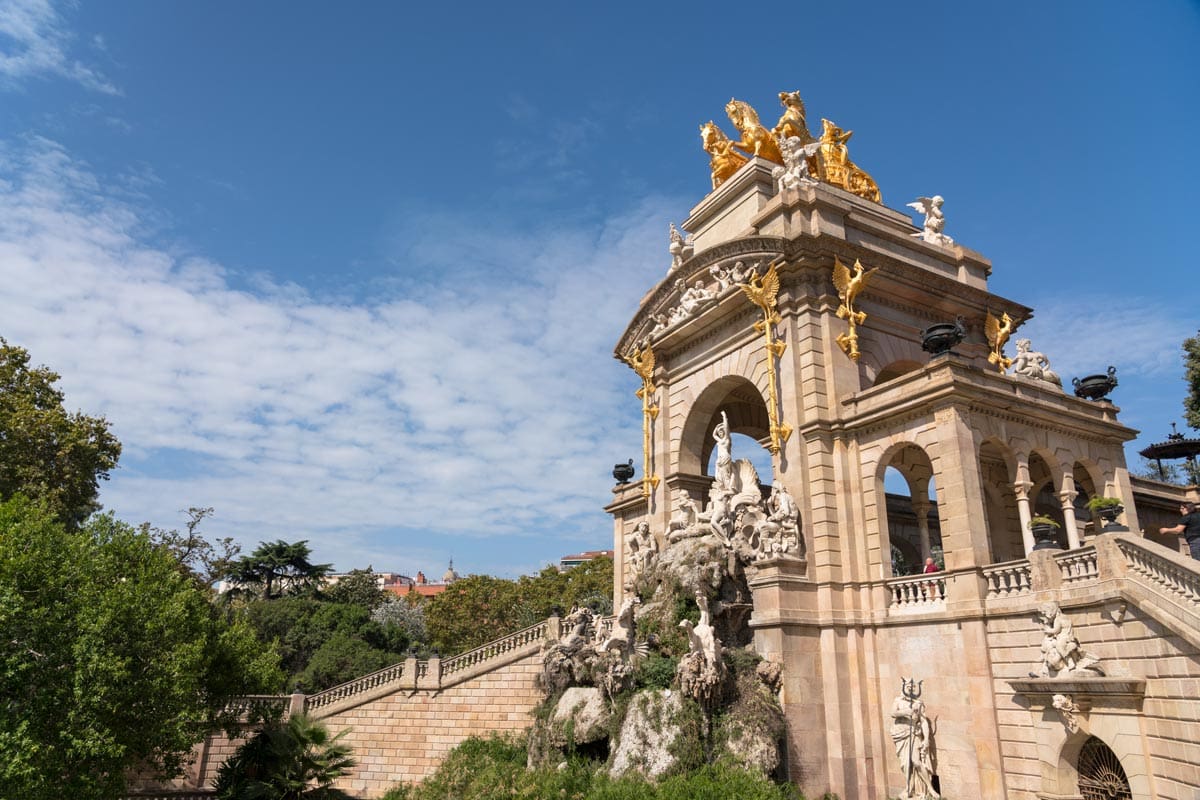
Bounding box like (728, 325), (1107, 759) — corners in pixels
(1160, 503), (1200, 560)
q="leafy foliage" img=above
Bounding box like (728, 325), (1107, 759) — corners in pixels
(214, 714), (356, 800)
(425, 556), (614, 656)
(227, 539), (333, 600)
(1185, 332), (1200, 431)
(0, 497), (281, 800)
(379, 734), (804, 800)
(0, 339), (122, 527)
(242, 596), (409, 692)
(371, 596), (428, 648)
(324, 568), (388, 609)
(142, 506), (241, 589)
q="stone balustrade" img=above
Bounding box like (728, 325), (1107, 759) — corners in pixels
(1117, 536), (1200, 603)
(441, 619), (548, 678)
(886, 572), (946, 609)
(306, 661), (407, 712)
(1054, 546), (1099, 585)
(982, 559), (1033, 599)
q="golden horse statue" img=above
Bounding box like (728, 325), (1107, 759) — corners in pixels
(700, 121), (749, 189)
(772, 90), (814, 143)
(817, 119), (881, 203)
(725, 98), (783, 164)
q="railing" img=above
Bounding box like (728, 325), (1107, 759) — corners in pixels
(982, 559), (1032, 599)
(306, 660), (406, 712)
(124, 793), (216, 800)
(887, 572), (946, 609)
(221, 694), (292, 719)
(1117, 537), (1200, 604)
(442, 619), (549, 677)
(1055, 547), (1098, 585)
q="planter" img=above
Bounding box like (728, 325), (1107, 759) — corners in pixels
(1031, 523), (1064, 551)
(1072, 366), (1118, 401)
(921, 317), (966, 356)
(1096, 504), (1127, 533)
(612, 460), (635, 485)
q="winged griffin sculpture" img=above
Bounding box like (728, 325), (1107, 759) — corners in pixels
(985, 311), (1015, 372)
(833, 257), (874, 361)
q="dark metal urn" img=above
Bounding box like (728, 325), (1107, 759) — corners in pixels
(1097, 504), (1126, 533)
(921, 316), (966, 356)
(613, 459), (635, 485)
(1072, 366), (1118, 401)
(1030, 523), (1064, 551)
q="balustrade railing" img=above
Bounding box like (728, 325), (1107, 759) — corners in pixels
(306, 660), (407, 711)
(440, 619), (549, 677)
(887, 572), (946, 609)
(1117, 537), (1200, 604)
(982, 559), (1032, 599)
(1055, 547), (1099, 585)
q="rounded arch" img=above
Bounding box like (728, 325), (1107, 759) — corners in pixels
(678, 375), (771, 477)
(1071, 459), (1106, 539)
(979, 438), (1022, 563)
(875, 441), (943, 577)
(1045, 727), (1144, 800)
(874, 359), (924, 386)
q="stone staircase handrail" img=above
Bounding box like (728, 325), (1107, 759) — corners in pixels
(442, 619), (549, 678)
(1115, 534), (1200, 605)
(305, 659), (407, 712)
(1054, 546), (1099, 585)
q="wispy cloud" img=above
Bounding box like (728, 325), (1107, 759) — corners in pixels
(0, 0), (119, 94)
(0, 136), (670, 574)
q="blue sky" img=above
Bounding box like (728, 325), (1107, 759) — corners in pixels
(1, 0), (1197, 577)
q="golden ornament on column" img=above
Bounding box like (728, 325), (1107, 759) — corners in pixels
(985, 310), (1015, 372)
(625, 344), (661, 499)
(737, 259), (792, 455)
(833, 257), (875, 362)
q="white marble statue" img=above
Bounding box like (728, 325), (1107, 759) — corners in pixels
(677, 279), (714, 316)
(907, 195), (953, 246)
(1010, 339), (1062, 387)
(1037, 602), (1103, 677)
(707, 488), (734, 544)
(651, 312), (670, 334)
(890, 683), (939, 800)
(713, 411), (735, 493)
(772, 136), (822, 193)
(729, 260), (755, 284)
(755, 481), (803, 560)
(668, 223), (694, 272)
(667, 495), (701, 542)
(1052, 693), (1081, 733)
(708, 263), (732, 292)
(626, 521), (658, 578)
(677, 591), (726, 707)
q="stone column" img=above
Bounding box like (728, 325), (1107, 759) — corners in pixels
(1060, 474), (1081, 550)
(911, 498), (932, 561)
(1013, 479), (1035, 555)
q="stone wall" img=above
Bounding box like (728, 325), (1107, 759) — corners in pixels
(324, 650), (544, 797)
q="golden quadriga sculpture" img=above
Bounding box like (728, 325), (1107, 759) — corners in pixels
(699, 91), (881, 203)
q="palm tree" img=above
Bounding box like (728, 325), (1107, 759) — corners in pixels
(214, 713), (356, 800)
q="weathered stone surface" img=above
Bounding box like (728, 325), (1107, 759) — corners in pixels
(609, 689), (691, 779)
(550, 687), (609, 745)
(715, 672), (784, 775)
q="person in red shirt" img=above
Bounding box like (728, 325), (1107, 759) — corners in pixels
(922, 557), (940, 574)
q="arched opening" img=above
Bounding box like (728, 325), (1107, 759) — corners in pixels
(678, 375), (772, 478)
(707, 432), (772, 486)
(979, 439), (1022, 562)
(1029, 452), (1068, 549)
(880, 444), (942, 577)
(1077, 735), (1131, 800)
(874, 359), (923, 386)
(1071, 461), (1103, 541)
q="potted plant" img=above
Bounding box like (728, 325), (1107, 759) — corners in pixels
(1028, 515), (1063, 550)
(1086, 495), (1126, 532)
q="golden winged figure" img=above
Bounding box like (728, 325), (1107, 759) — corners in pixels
(833, 257), (872, 325)
(626, 344), (655, 383)
(738, 259), (782, 316)
(985, 311), (1014, 371)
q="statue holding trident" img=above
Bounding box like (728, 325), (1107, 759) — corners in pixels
(890, 679), (939, 799)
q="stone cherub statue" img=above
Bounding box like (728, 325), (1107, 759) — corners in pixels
(1036, 601), (1103, 677)
(773, 135), (823, 193)
(1010, 338), (1062, 387)
(890, 679), (939, 800)
(668, 223), (694, 272)
(907, 196), (953, 246)
(677, 591), (726, 708)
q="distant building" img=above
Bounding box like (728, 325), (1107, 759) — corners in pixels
(559, 550), (613, 570)
(383, 561), (460, 599)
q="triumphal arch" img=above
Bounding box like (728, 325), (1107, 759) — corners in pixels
(606, 91), (1200, 799)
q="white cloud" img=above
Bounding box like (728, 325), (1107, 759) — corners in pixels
(0, 136), (665, 574)
(0, 0), (118, 94)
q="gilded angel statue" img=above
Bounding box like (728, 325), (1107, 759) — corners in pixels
(907, 196), (953, 246)
(626, 344), (655, 383)
(985, 311), (1014, 372)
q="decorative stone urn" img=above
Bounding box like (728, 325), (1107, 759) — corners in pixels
(613, 459), (635, 484)
(920, 316), (966, 356)
(1072, 366), (1118, 401)
(1030, 521), (1064, 551)
(1096, 504), (1126, 533)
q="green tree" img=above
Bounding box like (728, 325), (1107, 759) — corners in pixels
(143, 505), (241, 589)
(324, 567), (388, 609)
(0, 497), (282, 800)
(0, 339), (122, 527)
(228, 539), (333, 599)
(1185, 331), (1200, 431)
(214, 713), (356, 800)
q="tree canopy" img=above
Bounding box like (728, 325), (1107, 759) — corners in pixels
(1184, 332), (1200, 431)
(0, 497), (282, 800)
(227, 539), (333, 599)
(0, 339), (122, 527)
